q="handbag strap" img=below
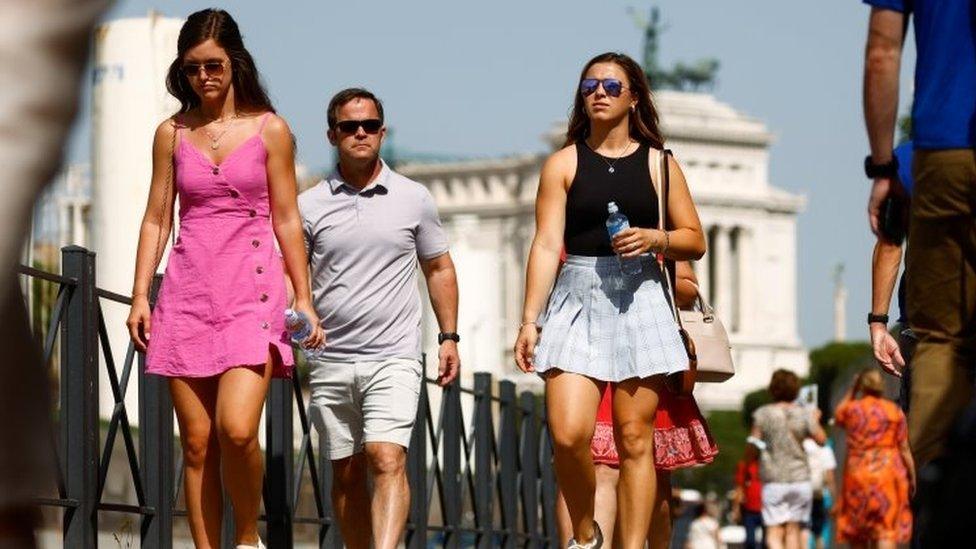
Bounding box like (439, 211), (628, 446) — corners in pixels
(648, 147), (683, 327)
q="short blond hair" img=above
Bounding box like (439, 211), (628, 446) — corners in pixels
(859, 368), (885, 397)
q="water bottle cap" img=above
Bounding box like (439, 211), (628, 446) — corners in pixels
(607, 201), (619, 213)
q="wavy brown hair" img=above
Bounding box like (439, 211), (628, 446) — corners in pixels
(564, 52), (664, 149)
(165, 9), (274, 114)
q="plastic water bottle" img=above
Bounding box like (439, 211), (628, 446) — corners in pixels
(284, 308), (313, 343)
(606, 201), (642, 275)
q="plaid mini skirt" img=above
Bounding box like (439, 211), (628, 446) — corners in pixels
(533, 254), (689, 382)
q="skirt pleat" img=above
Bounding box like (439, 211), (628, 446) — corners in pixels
(534, 254), (688, 382)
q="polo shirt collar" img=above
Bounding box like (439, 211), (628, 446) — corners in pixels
(327, 159), (391, 195)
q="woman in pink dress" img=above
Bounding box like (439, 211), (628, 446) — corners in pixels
(125, 9), (323, 549)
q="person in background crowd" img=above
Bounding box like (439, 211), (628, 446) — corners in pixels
(751, 370), (827, 549)
(833, 369), (913, 549)
(733, 445), (765, 549)
(685, 501), (721, 549)
(802, 436), (836, 549)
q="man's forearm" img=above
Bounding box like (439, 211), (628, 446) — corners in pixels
(426, 267), (458, 333)
(871, 239), (902, 314)
(863, 8), (906, 162)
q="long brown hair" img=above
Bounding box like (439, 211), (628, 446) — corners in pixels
(564, 52), (664, 149)
(165, 9), (274, 114)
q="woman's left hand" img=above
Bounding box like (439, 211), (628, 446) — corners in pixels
(612, 228), (662, 258)
(293, 300), (326, 350)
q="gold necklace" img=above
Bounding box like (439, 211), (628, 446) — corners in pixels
(201, 113), (238, 150)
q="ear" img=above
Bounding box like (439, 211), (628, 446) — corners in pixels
(327, 128), (337, 146)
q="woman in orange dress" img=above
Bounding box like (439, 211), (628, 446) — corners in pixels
(833, 369), (915, 548)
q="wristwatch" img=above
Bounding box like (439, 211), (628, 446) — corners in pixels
(867, 313), (889, 325)
(864, 155), (899, 179)
(438, 332), (461, 344)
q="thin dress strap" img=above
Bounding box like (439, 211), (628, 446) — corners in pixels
(257, 112), (274, 132)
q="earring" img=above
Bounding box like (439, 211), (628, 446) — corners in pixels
(630, 104), (636, 112)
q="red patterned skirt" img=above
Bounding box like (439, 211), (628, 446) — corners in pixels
(590, 384), (718, 470)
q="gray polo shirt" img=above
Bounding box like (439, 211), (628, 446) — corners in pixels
(298, 160), (449, 362)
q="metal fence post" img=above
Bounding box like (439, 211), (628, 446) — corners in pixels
(441, 377), (462, 549)
(519, 391), (540, 547)
(317, 442), (341, 548)
(406, 373), (429, 549)
(539, 408), (557, 547)
(140, 274), (173, 548)
(60, 246), (99, 548)
(473, 373), (494, 549)
(497, 380), (518, 549)
(265, 377), (294, 546)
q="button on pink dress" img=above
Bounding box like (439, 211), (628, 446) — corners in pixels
(145, 114), (294, 378)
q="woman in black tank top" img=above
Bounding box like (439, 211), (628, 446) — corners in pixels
(513, 52), (705, 549)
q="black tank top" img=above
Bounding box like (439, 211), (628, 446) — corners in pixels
(564, 142), (659, 256)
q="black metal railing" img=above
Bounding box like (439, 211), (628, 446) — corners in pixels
(18, 246), (557, 548)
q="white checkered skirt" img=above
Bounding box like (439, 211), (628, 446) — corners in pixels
(533, 254), (689, 382)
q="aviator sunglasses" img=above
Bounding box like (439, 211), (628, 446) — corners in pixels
(334, 119), (383, 134)
(182, 61), (226, 78)
(579, 78), (627, 98)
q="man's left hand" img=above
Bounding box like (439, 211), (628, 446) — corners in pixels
(868, 177), (895, 236)
(438, 340), (460, 386)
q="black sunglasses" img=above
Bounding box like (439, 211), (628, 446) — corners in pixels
(334, 119), (383, 134)
(579, 78), (627, 98)
(182, 61), (225, 78)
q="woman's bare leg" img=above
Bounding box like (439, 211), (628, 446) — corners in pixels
(784, 521), (803, 549)
(647, 470), (672, 549)
(170, 377), (222, 549)
(216, 360), (273, 545)
(613, 376), (662, 549)
(765, 524), (785, 549)
(546, 371), (604, 545)
(593, 464), (619, 544)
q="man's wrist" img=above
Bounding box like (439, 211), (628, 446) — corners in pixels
(438, 332), (460, 345)
(864, 154), (898, 179)
(867, 312), (889, 325)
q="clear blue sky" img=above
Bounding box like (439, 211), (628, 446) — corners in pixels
(67, 0), (916, 349)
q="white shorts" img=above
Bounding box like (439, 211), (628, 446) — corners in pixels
(761, 481), (812, 526)
(308, 357), (423, 460)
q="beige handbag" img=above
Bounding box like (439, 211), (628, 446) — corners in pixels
(649, 148), (735, 389)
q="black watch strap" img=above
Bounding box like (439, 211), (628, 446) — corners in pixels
(438, 332), (460, 344)
(864, 155), (899, 179)
(867, 313), (890, 325)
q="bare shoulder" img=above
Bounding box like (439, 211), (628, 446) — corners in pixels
(259, 112), (291, 140)
(153, 117), (178, 140)
(541, 144), (577, 181)
(257, 112), (294, 152)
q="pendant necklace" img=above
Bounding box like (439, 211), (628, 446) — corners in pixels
(596, 140), (635, 173)
(202, 113), (238, 150)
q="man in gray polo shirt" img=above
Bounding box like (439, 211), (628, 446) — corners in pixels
(299, 88), (460, 549)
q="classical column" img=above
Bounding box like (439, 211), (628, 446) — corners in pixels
(714, 225), (733, 328)
(696, 226), (711, 305)
(737, 227), (754, 337)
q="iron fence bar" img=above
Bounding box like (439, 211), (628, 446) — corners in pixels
(265, 377), (294, 547)
(140, 273), (174, 549)
(406, 363), (429, 549)
(317, 434), (342, 548)
(539, 413), (557, 547)
(42, 284), (69, 364)
(473, 373), (494, 549)
(94, 305), (146, 507)
(424, 381), (448, 535)
(60, 246), (99, 548)
(97, 502), (155, 515)
(17, 264), (77, 286)
(95, 287), (134, 304)
(441, 377), (462, 549)
(497, 380), (519, 549)
(290, 368), (324, 516)
(28, 497), (79, 508)
(519, 391), (541, 548)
